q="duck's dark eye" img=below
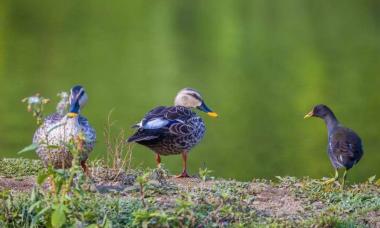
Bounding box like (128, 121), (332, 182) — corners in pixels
(188, 93), (202, 101)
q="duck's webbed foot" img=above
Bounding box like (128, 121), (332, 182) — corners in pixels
(176, 171), (191, 178)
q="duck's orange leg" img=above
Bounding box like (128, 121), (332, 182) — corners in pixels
(81, 160), (91, 177)
(155, 153), (161, 168)
(176, 151), (190, 178)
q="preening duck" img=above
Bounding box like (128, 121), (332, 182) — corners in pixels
(128, 88), (218, 177)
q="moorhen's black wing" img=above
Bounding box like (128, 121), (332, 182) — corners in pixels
(329, 127), (363, 169)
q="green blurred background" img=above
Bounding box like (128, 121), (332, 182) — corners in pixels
(1, 0), (379, 181)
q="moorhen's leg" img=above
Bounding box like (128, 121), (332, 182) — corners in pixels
(341, 169), (348, 189)
(176, 151), (190, 178)
(155, 153), (161, 168)
(323, 169), (339, 185)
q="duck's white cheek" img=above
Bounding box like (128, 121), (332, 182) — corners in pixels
(179, 96), (190, 106)
(79, 94), (88, 107)
(188, 98), (200, 108)
(195, 100), (202, 107)
(182, 96), (189, 102)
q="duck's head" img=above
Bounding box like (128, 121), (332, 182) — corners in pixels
(67, 85), (88, 118)
(174, 88), (218, 117)
(304, 104), (333, 119)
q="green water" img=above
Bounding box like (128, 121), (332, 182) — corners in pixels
(1, 0), (379, 181)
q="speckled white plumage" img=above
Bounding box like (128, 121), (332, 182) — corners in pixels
(33, 113), (96, 168)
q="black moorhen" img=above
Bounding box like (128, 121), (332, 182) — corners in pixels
(304, 104), (363, 188)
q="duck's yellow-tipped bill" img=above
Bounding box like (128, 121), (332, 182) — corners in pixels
(304, 111), (313, 119)
(67, 112), (78, 118)
(207, 112), (218, 118)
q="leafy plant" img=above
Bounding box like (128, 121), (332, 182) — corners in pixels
(367, 175), (376, 184)
(136, 172), (150, 208)
(22, 93), (50, 125)
(199, 166), (214, 182)
(23, 135), (94, 227)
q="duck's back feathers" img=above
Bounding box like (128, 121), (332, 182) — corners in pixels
(127, 106), (205, 155)
(128, 106), (196, 142)
(328, 127), (363, 169)
(33, 112), (96, 168)
(33, 113), (95, 143)
(141, 106), (194, 127)
(42, 112), (64, 125)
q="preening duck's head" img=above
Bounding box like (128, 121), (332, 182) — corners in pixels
(304, 104), (334, 119)
(67, 85), (88, 118)
(174, 88), (218, 118)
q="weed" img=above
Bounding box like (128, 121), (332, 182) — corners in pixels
(104, 110), (133, 173)
(136, 172), (149, 208)
(199, 165), (214, 182)
(22, 93), (50, 125)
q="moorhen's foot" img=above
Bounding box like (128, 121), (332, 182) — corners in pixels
(175, 172), (191, 178)
(323, 177), (338, 185)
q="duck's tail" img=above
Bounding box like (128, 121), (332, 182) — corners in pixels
(127, 132), (159, 143)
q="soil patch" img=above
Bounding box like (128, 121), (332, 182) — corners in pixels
(249, 182), (305, 219)
(0, 176), (36, 192)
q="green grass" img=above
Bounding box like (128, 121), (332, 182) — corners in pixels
(0, 158), (379, 227)
(0, 158), (43, 177)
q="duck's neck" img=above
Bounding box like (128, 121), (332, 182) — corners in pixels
(323, 113), (339, 134)
(56, 115), (79, 130)
(65, 116), (79, 125)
